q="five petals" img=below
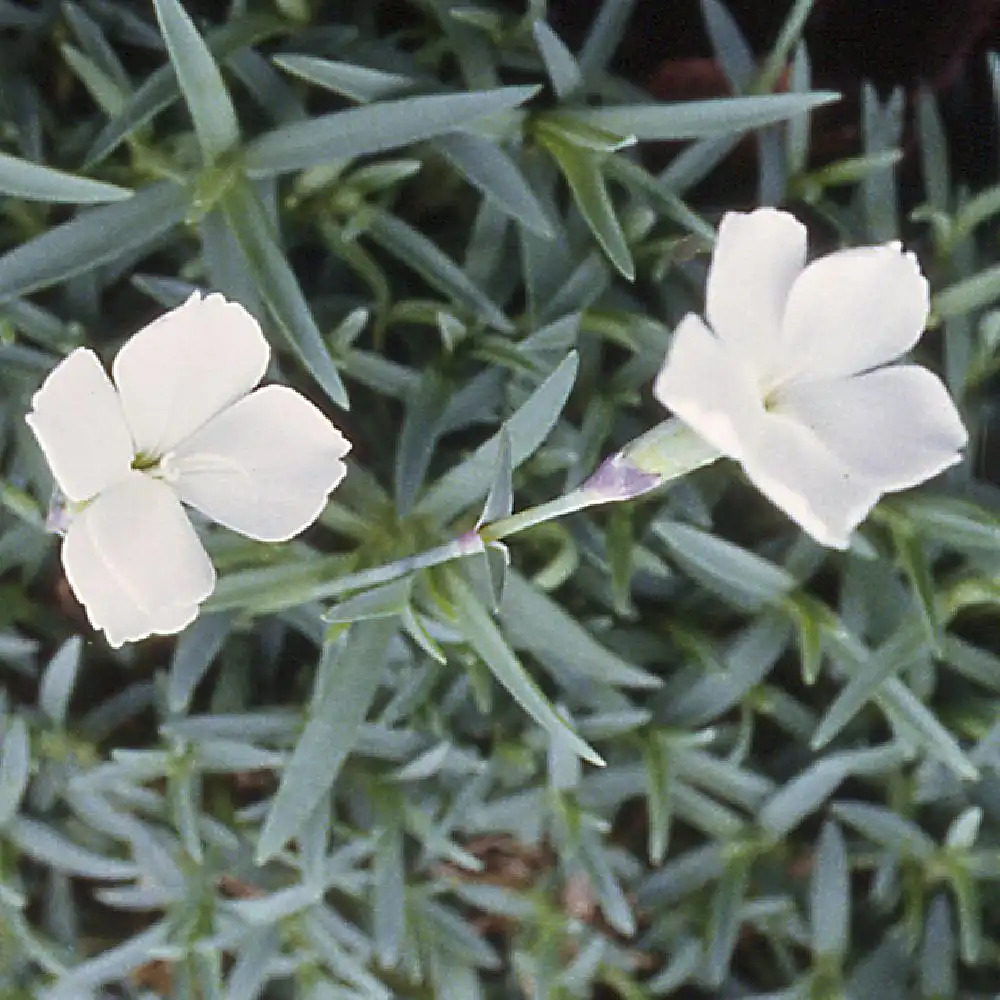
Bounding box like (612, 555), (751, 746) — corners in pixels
(655, 208), (967, 548)
(25, 293), (350, 646)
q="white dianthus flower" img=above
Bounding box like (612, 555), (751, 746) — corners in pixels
(26, 292), (350, 646)
(654, 208), (967, 548)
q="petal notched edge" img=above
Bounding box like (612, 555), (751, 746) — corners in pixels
(171, 385), (351, 543)
(25, 348), (133, 503)
(61, 473), (215, 647)
(112, 292), (270, 458)
(776, 365), (967, 493)
(654, 312), (765, 463)
(705, 208), (807, 375)
(781, 242), (930, 382)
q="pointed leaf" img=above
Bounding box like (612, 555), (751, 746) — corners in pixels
(416, 352), (578, 523)
(221, 180), (348, 407)
(446, 568), (603, 765)
(537, 132), (633, 278)
(39, 636), (82, 726)
(167, 612), (233, 713)
(500, 570), (661, 689)
(533, 21), (583, 99)
(0, 151), (131, 203)
(832, 801), (936, 860)
(85, 13), (283, 167)
(244, 86), (539, 177)
(0, 718), (30, 826)
(152, 0), (240, 163)
(477, 427), (513, 528)
(367, 210), (513, 331)
(570, 91), (839, 139)
(273, 53), (415, 102)
(323, 576), (413, 624)
(811, 820), (849, 957)
(256, 620), (395, 862)
(437, 132), (554, 236)
(0, 181), (188, 301)
(653, 520), (795, 610)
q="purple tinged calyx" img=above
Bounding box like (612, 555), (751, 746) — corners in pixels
(582, 453), (662, 501)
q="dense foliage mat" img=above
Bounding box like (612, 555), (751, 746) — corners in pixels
(1, 0), (1000, 997)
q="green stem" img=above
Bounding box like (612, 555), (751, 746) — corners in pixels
(479, 488), (596, 543)
(323, 535), (485, 597)
(482, 418), (719, 543)
(311, 420), (720, 605)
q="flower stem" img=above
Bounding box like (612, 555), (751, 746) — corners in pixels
(304, 420), (720, 607)
(323, 533), (485, 598)
(479, 489), (596, 543)
(480, 418), (719, 543)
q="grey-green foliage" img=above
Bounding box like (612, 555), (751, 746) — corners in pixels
(0, 0), (999, 997)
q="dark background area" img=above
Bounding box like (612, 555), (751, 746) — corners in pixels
(550, 0), (1000, 189)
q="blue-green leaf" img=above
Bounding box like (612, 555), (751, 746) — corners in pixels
(437, 133), (554, 236)
(85, 13), (283, 167)
(0, 181), (188, 302)
(570, 91), (839, 140)
(221, 180), (349, 408)
(446, 567), (603, 766)
(273, 53), (415, 102)
(0, 151), (131, 203)
(256, 620), (395, 862)
(244, 86), (538, 177)
(367, 210), (513, 332)
(416, 352), (578, 523)
(152, 0), (240, 163)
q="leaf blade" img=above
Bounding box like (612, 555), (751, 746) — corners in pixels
(152, 0), (240, 163)
(244, 86), (538, 177)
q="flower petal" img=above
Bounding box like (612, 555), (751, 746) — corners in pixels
(653, 312), (766, 463)
(25, 348), (133, 502)
(779, 242), (930, 381)
(774, 365), (967, 492)
(169, 385), (351, 542)
(61, 472), (215, 647)
(112, 292), (269, 458)
(740, 412), (883, 549)
(705, 208), (807, 375)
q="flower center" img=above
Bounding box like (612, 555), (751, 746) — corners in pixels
(131, 450), (181, 485)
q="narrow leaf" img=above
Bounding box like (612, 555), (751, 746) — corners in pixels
(416, 352), (578, 523)
(256, 620), (395, 862)
(653, 520), (795, 610)
(167, 613), (233, 713)
(539, 133), (633, 279)
(477, 428), (513, 527)
(85, 13), (283, 167)
(221, 180), (349, 407)
(499, 570), (661, 689)
(323, 576), (413, 625)
(0, 181), (188, 302)
(244, 86), (539, 177)
(0, 718), (30, 826)
(39, 636), (82, 726)
(0, 151), (131, 203)
(273, 53), (415, 102)
(367, 210), (513, 331)
(570, 91), (839, 140)
(533, 21), (583, 99)
(446, 568), (603, 766)
(437, 132), (554, 236)
(811, 820), (849, 956)
(152, 0), (240, 163)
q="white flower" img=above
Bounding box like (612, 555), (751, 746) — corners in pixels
(26, 292), (351, 647)
(654, 208), (967, 549)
